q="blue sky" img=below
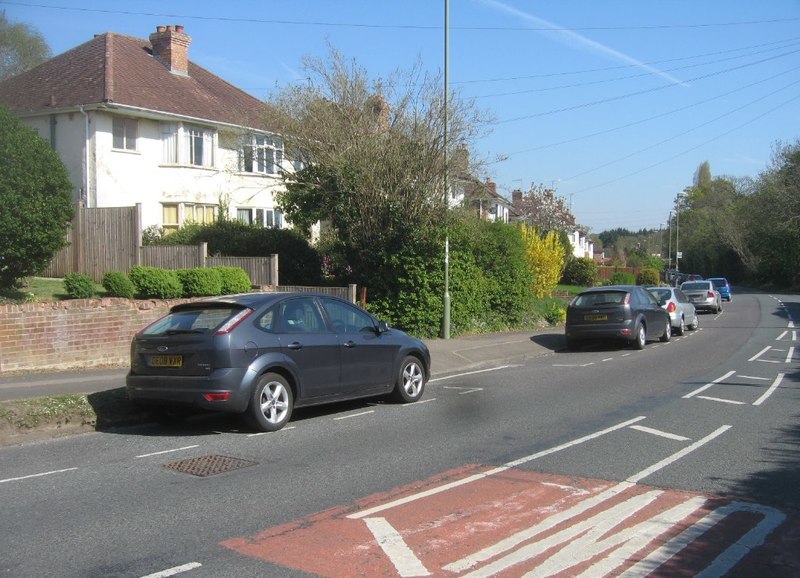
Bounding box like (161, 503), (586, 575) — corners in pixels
(3, 0), (799, 233)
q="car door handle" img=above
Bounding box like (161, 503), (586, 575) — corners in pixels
(287, 342), (303, 350)
(342, 340), (356, 348)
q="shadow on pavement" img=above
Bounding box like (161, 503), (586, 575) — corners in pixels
(529, 333), (565, 351)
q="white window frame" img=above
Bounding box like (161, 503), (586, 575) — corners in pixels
(237, 207), (284, 228)
(160, 122), (215, 167)
(112, 117), (137, 151)
(240, 134), (283, 175)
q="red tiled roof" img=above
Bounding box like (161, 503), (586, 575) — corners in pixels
(0, 32), (272, 131)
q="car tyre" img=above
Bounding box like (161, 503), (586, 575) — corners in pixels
(247, 373), (293, 432)
(660, 319), (671, 342)
(689, 314), (699, 331)
(633, 322), (646, 350)
(391, 356), (426, 403)
(675, 316), (685, 336)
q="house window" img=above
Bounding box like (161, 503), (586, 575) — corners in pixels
(112, 117), (137, 151)
(163, 204), (179, 232)
(240, 135), (283, 175)
(185, 204), (216, 224)
(237, 208), (283, 228)
(160, 122), (215, 167)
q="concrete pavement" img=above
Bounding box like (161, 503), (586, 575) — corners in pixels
(0, 327), (566, 401)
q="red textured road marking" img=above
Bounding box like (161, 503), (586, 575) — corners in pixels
(221, 466), (795, 577)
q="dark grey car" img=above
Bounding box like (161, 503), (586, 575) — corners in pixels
(126, 292), (431, 431)
(565, 285), (671, 350)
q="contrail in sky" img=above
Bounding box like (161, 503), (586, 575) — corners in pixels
(479, 0), (687, 86)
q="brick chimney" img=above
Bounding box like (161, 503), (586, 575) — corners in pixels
(512, 189), (522, 204)
(484, 178), (497, 196)
(149, 25), (191, 76)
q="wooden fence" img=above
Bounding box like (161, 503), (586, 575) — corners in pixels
(43, 204), (278, 285)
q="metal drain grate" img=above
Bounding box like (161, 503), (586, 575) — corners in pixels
(164, 454), (257, 477)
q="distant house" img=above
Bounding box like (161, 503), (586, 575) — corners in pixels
(568, 230), (594, 260)
(0, 25), (290, 232)
(449, 144), (512, 223)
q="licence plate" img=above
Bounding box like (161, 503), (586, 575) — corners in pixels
(150, 355), (183, 368)
(584, 314), (607, 321)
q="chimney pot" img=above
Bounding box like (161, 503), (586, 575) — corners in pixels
(150, 24), (191, 76)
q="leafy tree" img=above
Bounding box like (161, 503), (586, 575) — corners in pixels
(0, 105), (74, 288)
(513, 183), (578, 232)
(267, 46), (487, 303)
(0, 11), (51, 80)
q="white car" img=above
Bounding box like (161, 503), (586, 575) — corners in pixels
(647, 286), (699, 335)
(680, 281), (722, 313)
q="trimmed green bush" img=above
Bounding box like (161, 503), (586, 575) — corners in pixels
(128, 266), (183, 299)
(63, 273), (96, 299)
(562, 257), (597, 286)
(176, 268), (223, 297)
(609, 271), (636, 285)
(213, 266), (252, 294)
(102, 271), (136, 299)
(636, 268), (660, 286)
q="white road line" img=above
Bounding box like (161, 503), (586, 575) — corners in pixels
(334, 410), (374, 421)
(789, 320), (796, 328)
(552, 363), (594, 367)
(247, 426), (295, 437)
(630, 425), (691, 441)
(683, 371), (736, 399)
(405, 397), (436, 404)
(776, 331), (788, 340)
(0, 467), (78, 484)
(140, 562), (202, 578)
(601, 358), (614, 362)
(364, 517), (431, 577)
(739, 375), (770, 381)
(753, 373), (784, 406)
(135, 445), (199, 459)
(347, 416), (647, 520)
(430, 365), (516, 383)
(748, 346), (771, 362)
(626, 425), (731, 484)
(786, 346), (795, 363)
(696, 395), (747, 405)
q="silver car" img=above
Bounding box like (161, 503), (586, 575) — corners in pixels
(680, 280), (722, 313)
(647, 286), (698, 335)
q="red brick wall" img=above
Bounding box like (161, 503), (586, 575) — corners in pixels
(0, 298), (190, 374)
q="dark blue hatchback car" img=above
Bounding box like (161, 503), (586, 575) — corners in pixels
(707, 277), (732, 302)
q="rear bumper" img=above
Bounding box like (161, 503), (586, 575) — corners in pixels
(126, 367), (253, 413)
(565, 321), (635, 342)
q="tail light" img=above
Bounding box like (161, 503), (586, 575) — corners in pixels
(667, 302), (677, 313)
(707, 291), (715, 298)
(215, 308), (254, 334)
(623, 293), (631, 305)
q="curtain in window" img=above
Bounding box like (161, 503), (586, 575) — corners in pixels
(161, 123), (177, 163)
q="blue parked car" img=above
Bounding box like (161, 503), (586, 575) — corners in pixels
(707, 277), (732, 302)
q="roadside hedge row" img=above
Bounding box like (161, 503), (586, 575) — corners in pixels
(63, 266), (252, 300)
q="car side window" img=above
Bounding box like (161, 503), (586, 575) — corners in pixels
(321, 297), (376, 333)
(255, 305), (278, 333)
(675, 289), (687, 303)
(279, 298), (325, 333)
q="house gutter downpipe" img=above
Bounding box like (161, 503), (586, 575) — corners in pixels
(79, 105), (90, 207)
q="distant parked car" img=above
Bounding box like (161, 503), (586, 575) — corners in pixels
(707, 277), (732, 302)
(680, 280), (722, 313)
(565, 285), (671, 350)
(646, 286), (698, 335)
(687, 274), (704, 281)
(126, 292), (431, 431)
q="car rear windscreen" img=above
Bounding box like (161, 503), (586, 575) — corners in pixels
(681, 282), (708, 291)
(142, 306), (243, 336)
(573, 291), (627, 307)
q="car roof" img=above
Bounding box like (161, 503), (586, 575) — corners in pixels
(580, 285), (638, 293)
(170, 292), (344, 310)
(707, 277), (728, 282)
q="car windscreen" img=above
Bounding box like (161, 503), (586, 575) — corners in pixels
(710, 279), (728, 288)
(141, 305), (244, 336)
(681, 282), (708, 291)
(573, 291), (627, 307)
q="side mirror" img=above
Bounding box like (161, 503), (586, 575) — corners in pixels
(377, 320), (390, 333)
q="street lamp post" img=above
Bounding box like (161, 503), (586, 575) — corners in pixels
(442, 0), (451, 339)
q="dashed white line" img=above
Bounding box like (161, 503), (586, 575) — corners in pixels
(248, 426), (295, 437)
(748, 346), (771, 362)
(135, 445), (199, 459)
(695, 395), (747, 405)
(430, 365), (516, 383)
(334, 410), (374, 421)
(683, 371), (736, 399)
(630, 425), (691, 441)
(140, 562), (202, 577)
(786, 346), (795, 363)
(0, 467), (78, 484)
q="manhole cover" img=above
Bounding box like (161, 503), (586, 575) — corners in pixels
(164, 455), (257, 477)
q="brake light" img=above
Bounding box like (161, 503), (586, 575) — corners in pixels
(667, 302), (677, 313)
(203, 392), (231, 402)
(707, 291), (715, 298)
(215, 308), (254, 334)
